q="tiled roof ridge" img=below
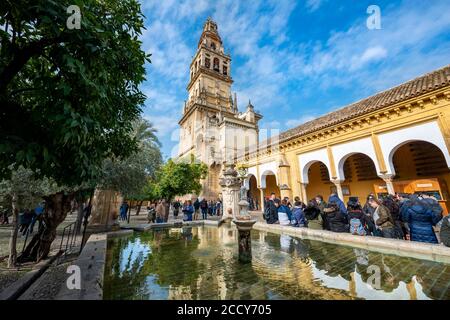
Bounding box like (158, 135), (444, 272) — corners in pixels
(274, 64), (450, 143)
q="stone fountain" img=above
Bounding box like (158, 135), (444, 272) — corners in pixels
(220, 164), (257, 263)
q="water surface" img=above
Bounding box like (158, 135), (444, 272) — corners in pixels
(103, 223), (450, 300)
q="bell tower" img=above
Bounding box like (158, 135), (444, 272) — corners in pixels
(186, 18), (235, 113)
(178, 18), (262, 200)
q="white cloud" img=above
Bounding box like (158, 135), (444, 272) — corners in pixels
(305, 0), (325, 12)
(286, 115), (316, 128)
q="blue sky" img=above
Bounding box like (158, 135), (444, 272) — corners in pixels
(138, 0), (450, 159)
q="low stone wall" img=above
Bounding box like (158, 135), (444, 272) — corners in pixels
(254, 222), (450, 264)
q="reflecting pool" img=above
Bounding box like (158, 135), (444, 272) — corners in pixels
(103, 223), (450, 300)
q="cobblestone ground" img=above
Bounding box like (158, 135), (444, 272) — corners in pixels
(18, 256), (77, 300)
(0, 213), (81, 294)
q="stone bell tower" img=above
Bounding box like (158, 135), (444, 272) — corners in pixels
(178, 18), (262, 200)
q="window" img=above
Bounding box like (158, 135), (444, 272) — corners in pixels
(211, 42), (216, 50)
(205, 58), (210, 69)
(194, 61), (197, 71)
(213, 58), (220, 71)
(223, 66), (228, 76)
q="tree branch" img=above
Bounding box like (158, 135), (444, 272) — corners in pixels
(0, 36), (65, 93)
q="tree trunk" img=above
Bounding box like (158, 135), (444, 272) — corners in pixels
(75, 201), (84, 234)
(17, 192), (74, 263)
(136, 201), (144, 216)
(7, 193), (19, 268)
(127, 204), (131, 224)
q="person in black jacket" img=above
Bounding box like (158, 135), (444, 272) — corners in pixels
(347, 198), (369, 235)
(440, 215), (450, 247)
(323, 202), (348, 233)
(265, 197), (279, 224)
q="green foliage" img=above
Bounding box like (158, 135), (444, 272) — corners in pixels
(156, 156), (208, 201)
(0, 166), (58, 210)
(0, 0), (149, 187)
(97, 117), (162, 199)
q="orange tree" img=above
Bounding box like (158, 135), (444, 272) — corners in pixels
(0, 0), (149, 262)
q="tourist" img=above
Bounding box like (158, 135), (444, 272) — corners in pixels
(328, 193), (347, 216)
(362, 194), (378, 236)
(400, 195), (442, 244)
(119, 201), (129, 221)
(323, 202), (348, 233)
(304, 200), (324, 230)
(1, 206), (9, 225)
(278, 199), (292, 226)
(215, 199), (222, 216)
(347, 197), (368, 236)
(439, 215), (450, 247)
(155, 200), (164, 223)
(193, 198), (200, 220)
(147, 204), (156, 223)
(29, 201), (44, 234)
(173, 199), (181, 218)
(284, 197), (292, 209)
(255, 198), (259, 211)
(291, 201), (307, 227)
(420, 193), (444, 217)
(19, 208), (34, 236)
(200, 198), (208, 220)
(382, 195), (404, 239)
(265, 197), (279, 224)
(182, 200), (194, 221)
(368, 197), (397, 239)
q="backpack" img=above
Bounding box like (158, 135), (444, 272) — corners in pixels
(349, 217), (366, 236)
(304, 205), (320, 220)
(264, 205), (271, 221)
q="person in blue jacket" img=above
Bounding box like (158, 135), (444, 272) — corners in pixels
(401, 195), (442, 244)
(328, 193), (347, 216)
(182, 200), (194, 221)
(277, 199), (292, 225)
(291, 201), (307, 227)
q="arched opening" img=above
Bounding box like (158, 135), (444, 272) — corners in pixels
(213, 58), (220, 72)
(246, 175), (259, 211)
(261, 170), (280, 199)
(305, 161), (331, 201)
(390, 140), (450, 214)
(340, 153), (385, 202)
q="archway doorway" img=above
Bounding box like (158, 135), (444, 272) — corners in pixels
(305, 161), (331, 202)
(261, 171), (280, 199)
(247, 174), (260, 210)
(391, 140), (450, 214)
(340, 153), (385, 203)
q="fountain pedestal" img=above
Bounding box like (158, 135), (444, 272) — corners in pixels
(233, 217), (257, 263)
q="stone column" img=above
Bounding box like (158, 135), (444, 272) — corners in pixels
(219, 163), (241, 219)
(331, 180), (344, 201)
(300, 183), (308, 203)
(379, 174), (395, 195)
(280, 184), (292, 201)
(259, 187), (265, 211)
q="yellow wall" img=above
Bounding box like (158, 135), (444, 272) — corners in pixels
(239, 86), (450, 210)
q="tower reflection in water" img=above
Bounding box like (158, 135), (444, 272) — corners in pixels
(103, 223), (450, 300)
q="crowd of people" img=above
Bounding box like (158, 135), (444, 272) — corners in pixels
(263, 192), (450, 247)
(0, 202), (45, 236)
(144, 198), (223, 223)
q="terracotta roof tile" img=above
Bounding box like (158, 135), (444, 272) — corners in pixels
(277, 64), (450, 144)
